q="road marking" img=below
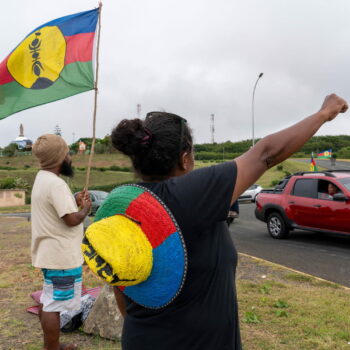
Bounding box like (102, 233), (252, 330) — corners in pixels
(238, 252), (350, 290)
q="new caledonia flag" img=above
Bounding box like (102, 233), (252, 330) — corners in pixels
(0, 8), (99, 120)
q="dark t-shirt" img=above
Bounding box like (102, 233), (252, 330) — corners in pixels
(122, 161), (242, 350)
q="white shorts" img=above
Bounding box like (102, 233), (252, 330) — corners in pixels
(40, 266), (82, 313)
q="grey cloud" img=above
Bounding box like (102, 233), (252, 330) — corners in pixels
(0, 0), (349, 147)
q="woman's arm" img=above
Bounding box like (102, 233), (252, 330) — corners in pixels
(114, 287), (127, 318)
(232, 94), (348, 203)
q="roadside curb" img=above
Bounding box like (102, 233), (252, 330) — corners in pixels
(238, 252), (350, 291)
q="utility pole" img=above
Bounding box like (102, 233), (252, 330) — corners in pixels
(137, 104), (141, 118)
(54, 125), (62, 136)
(210, 114), (215, 144)
(252, 72), (264, 146)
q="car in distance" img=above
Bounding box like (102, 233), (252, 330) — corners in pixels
(255, 171), (350, 239)
(74, 190), (109, 216)
(89, 190), (109, 215)
(239, 184), (263, 202)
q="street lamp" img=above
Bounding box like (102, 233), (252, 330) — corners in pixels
(252, 72), (264, 146)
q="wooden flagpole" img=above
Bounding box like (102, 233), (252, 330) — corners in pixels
(85, 2), (102, 190)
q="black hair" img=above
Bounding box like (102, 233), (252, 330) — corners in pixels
(111, 112), (193, 180)
(60, 158), (74, 178)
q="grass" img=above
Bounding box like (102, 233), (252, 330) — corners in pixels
(237, 258), (350, 350)
(0, 205), (31, 213)
(257, 159), (326, 188)
(0, 153), (136, 191)
(1, 217), (350, 349)
(0, 153), (131, 168)
(238, 278), (350, 349)
(0, 217), (121, 350)
(0, 156), (340, 214)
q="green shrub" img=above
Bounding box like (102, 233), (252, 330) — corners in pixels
(276, 164), (283, 171)
(94, 143), (108, 154)
(25, 194), (31, 204)
(292, 152), (307, 158)
(0, 166), (17, 170)
(242, 311), (261, 324)
(270, 179), (280, 187)
(109, 165), (132, 172)
(0, 178), (17, 189)
(337, 147), (350, 159)
(3, 143), (18, 157)
(195, 151), (239, 161)
(0, 177), (30, 191)
(72, 180), (134, 193)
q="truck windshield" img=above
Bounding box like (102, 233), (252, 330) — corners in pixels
(338, 177), (350, 191)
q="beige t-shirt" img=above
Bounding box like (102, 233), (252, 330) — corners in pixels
(31, 170), (84, 269)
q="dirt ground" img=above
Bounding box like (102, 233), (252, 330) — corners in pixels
(0, 216), (273, 350)
(0, 217), (121, 350)
(0, 216), (348, 350)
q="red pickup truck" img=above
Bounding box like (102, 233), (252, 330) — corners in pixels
(255, 171), (350, 239)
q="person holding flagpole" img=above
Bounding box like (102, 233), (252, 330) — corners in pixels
(31, 134), (91, 350)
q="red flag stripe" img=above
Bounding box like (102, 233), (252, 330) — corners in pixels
(64, 32), (95, 65)
(0, 32), (95, 86)
(0, 56), (14, 85)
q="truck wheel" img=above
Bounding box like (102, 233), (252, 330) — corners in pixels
(267, 212), (289, 239)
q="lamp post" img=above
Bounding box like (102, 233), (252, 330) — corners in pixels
(252, 72), (264, 147)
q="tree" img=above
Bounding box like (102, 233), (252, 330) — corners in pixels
(3, 143), (18, 157)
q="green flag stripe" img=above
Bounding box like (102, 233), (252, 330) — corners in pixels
(94, 186), (145, 222)
(0, 61), (94, 120)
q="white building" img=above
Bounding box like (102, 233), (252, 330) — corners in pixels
(12, 124), (32, 150)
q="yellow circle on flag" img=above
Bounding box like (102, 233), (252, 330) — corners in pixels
(82, 215), (153, 286)
(7, 26), (66, 89)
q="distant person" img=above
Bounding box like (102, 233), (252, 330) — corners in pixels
(328, 183), (339, 197)
(78, 140), (87, 155)
(87, 94), (346, 350)
(31, 134), (91, 350)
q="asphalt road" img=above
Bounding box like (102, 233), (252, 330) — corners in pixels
(296, 158), (350, 170)
(0, 212), (30, 219)
(230, 203), (350, 287)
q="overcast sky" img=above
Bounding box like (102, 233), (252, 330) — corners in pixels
(0, 0), (349, 147)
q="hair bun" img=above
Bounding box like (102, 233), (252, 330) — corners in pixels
(111, 119), (151, 156)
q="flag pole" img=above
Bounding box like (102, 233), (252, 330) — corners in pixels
(85, 2), (102, 190)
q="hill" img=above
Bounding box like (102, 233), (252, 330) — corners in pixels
(194, 135), (350, 160)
